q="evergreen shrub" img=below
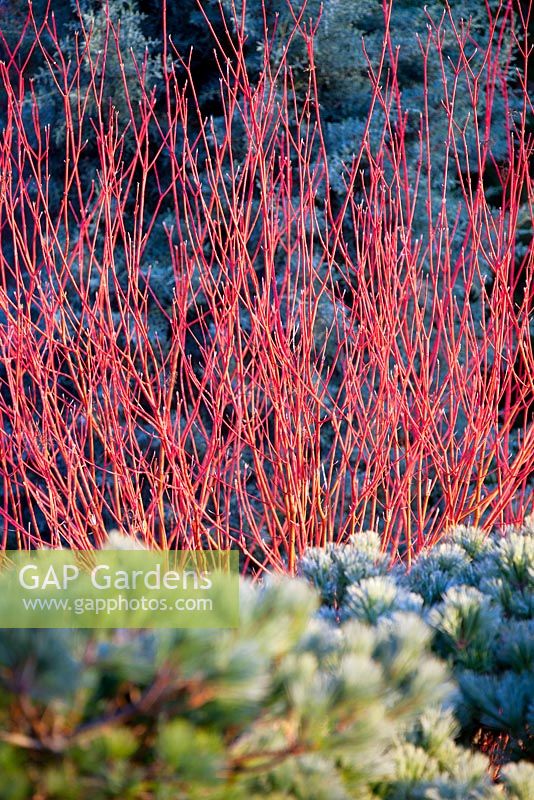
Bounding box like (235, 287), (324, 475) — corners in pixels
(0, 523), (532, 797)
(300, 519), (534, 766)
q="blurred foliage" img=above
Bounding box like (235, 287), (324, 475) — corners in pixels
(1, 564), (533, 797)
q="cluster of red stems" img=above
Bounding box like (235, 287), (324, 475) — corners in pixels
(0, 1), (532, 573)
